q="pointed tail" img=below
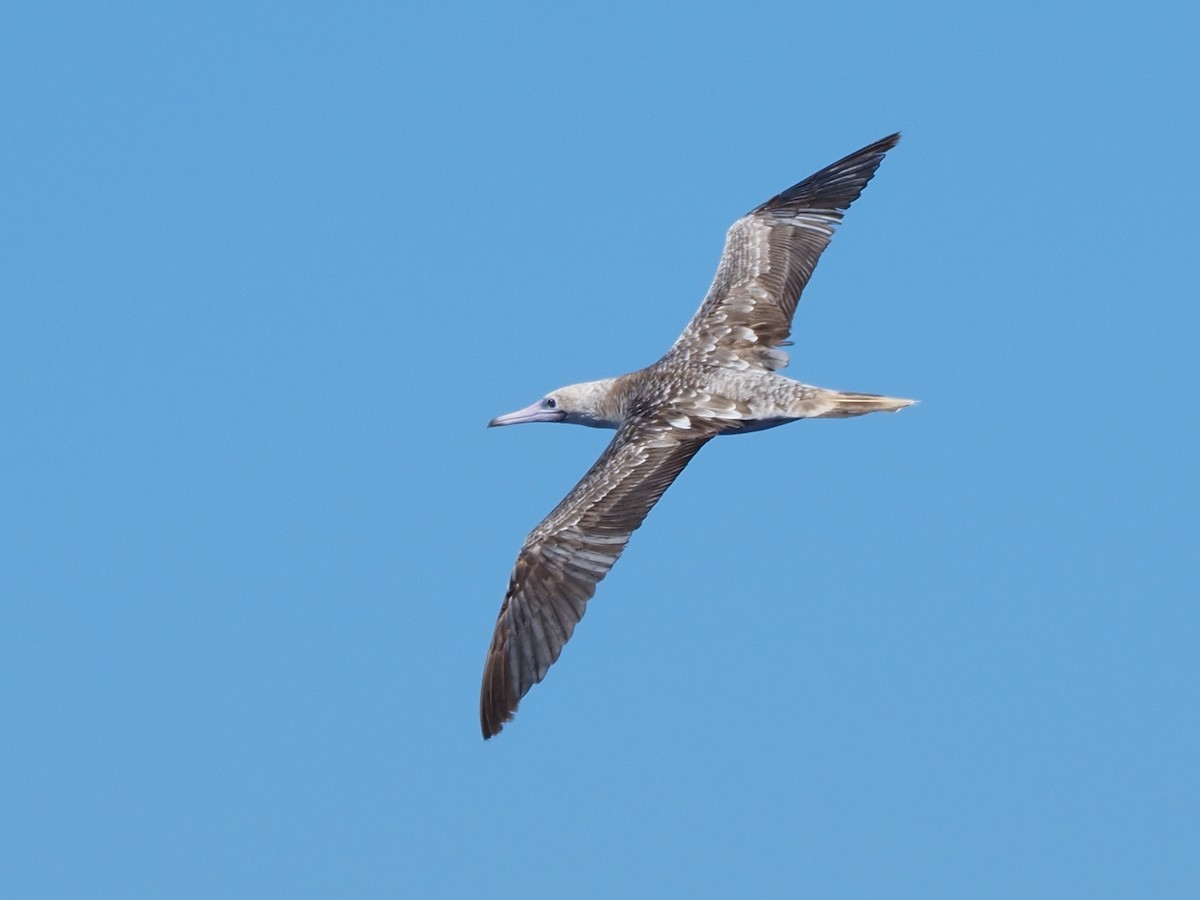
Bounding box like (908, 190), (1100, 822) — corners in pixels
(805, 389), (917, 419)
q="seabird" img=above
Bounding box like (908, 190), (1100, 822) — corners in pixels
(481, 133), (913, 738)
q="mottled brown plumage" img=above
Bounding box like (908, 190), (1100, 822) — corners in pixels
(482, 134), (914, 738)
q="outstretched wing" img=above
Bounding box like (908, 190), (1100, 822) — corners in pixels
(670, 133), (899, 371)
(480, 418), (712, 738)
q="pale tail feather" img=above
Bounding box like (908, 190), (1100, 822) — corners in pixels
(800, 389), (917, 419)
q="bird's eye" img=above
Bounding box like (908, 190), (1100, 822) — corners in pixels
(543, 398), (557, 409)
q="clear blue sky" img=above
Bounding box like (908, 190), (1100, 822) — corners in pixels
(4, 2), (1197, 897)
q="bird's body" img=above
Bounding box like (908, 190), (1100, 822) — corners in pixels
(481, 134), (914, 738)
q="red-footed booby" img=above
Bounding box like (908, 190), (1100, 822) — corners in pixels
(481, 134), (913, 738)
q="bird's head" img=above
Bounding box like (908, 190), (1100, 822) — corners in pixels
(488, 378), (622, 430)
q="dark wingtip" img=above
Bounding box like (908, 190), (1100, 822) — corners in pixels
(480, 698), (514, 740)
(754, 132), (903, 216)
(480, 629), (516, 740)
(854, 132), (902, 155)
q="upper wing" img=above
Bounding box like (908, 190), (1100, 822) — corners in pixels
(480, 418), (712, 738)
(669, 133), (899, 371)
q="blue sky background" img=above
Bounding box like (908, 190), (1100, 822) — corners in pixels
(4, 2), (1198, 897)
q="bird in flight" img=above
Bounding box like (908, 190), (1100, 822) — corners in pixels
(481, 133), (913, 738)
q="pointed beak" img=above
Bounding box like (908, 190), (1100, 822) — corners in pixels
(488, 401), (565, 427)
